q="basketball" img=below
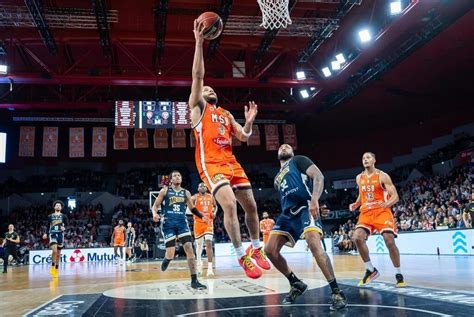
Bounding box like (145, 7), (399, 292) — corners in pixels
(197, 12), (223, 40)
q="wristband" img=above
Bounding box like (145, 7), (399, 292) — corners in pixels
(241, 128), (252, 137)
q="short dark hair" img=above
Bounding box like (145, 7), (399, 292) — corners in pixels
(363, 152), (376, 159)
(52, 200), (64, 209)
(169, 170), (181, 179)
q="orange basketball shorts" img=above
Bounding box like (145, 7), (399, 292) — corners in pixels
(194, 221), (214, 240)
(356, 208), (398, 237)
(197, 160), (251, 195)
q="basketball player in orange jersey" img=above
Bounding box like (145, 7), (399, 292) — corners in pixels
(349, 152), (407, 287)
(260, 212), (275, 244)
(111, 220), (126, 265)
(191, 182), (218, 277)
(189, 20), (270, 279)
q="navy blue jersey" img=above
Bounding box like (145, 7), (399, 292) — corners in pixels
(274, 155), (315, 214)
(47, 213), (69, 234)
(161, 187), (188, 221)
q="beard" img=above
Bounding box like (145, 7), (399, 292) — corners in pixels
(204, 95), (218, 105)
(278, 152), (293, 161)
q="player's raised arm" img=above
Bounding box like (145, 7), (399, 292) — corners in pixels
(230, 101), (258, 142)
(189, 20), (206, 111)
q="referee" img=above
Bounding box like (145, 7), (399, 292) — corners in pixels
(2, 224), (20, 273)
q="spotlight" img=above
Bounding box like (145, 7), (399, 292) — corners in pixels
(300, 89), (309, 99)
(390, 1), (402, 15)
(331, 61), (341, 71)
(359, 29), (372, 43)
(0, 64), (7, 75)
(296, 71), (306, 80)
(322, 67), (331, 78)
(335, 53), (346, 64)
(310, 87), (316, 91)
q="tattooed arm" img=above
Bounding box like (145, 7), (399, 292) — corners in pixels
(306, 164), (325, 219)
(293, 155), (325, 219)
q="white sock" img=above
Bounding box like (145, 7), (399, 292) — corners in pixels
(235, 246), (245, 258)
(251, 239), (261, 249)
(208, 262), (213, 271)
(395, 267), (402, 274)
(195, 238), (203, 264)
(364, 261), (374, 272)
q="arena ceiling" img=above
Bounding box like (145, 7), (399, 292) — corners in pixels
(0, 0), (473, 120)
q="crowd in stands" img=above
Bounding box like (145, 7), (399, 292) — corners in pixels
(393, 165), (472, 231)
(115, 167), (192, 199)
(0, 169), (106, 198)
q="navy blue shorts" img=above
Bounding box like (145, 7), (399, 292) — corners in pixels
(162, 220), (191, 245)
(49, 232), (64, 248)
(271, 205), (323, 247)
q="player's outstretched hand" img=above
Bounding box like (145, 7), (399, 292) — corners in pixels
(244, 101), (258, 124)
(153, 214), (160, 223)
(193, 19), (205, 43)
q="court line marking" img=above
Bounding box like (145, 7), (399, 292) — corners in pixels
(176, 304), (452, 316)
(22, 294), (62, 317)
(339, 279), (474, 295)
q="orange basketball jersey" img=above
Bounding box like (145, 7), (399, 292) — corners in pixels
(193, 103), (236, 166)
(260, 218), (275, 234)
(193, 193), (214, 224)
(113, 226), (125, 242)
(359, 170), (389, 213)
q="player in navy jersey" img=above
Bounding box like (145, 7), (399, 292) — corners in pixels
(264, 144), (347, 310)
(151, 170), (210, 289)
(42, 200), (69, 278)
(125, 221), (136, 264)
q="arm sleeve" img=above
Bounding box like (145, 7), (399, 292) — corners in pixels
(46, 215), (51, 231)
(293, 155), (314, 174)
(63, 214), (69, 227)
(190, 207), (204, 219)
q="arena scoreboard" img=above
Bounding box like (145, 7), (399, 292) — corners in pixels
(115, 100), (191, 129)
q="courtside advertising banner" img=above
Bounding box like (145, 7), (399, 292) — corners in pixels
(29, 247), (122, 264)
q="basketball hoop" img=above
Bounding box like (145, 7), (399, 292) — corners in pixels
(258, 0), (292, 30)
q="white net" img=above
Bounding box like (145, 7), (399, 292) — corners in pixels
(257, 0), (292, 30)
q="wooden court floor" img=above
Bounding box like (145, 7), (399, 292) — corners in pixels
(1, 253), (473, 316)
